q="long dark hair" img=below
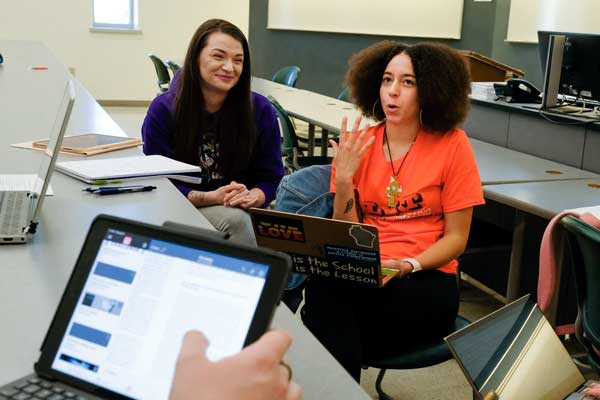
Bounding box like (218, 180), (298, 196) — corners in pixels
(174, 19), (255, 177)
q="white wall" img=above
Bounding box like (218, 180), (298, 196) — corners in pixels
(506, 0), (600, 43)
(268, 0), (464, 39)
(0, 0), (249, 101)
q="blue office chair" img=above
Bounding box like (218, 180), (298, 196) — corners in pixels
(268, 96), (331, 172)
(272, 66), (301, 87)
(165, 60), (181, 77)
(362, 316), (471, 400)
(148, 54), (170, 94)
(294, 87), (348, 152)
(560, 215), (600, 375)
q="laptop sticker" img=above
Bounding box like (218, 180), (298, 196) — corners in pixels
(324, 245), (378, 264)
(289, 251), (379, 285)
(255, 215), (305, 243)
(349, 225), (376, 248)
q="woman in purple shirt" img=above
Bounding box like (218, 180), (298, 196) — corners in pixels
(142, 19), (284, 244)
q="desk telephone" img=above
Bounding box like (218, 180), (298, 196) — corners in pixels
(494, 79), (541, 103)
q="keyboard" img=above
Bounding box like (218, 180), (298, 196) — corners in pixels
(0, 377), (89, 400)
(0, 191), (28, 235)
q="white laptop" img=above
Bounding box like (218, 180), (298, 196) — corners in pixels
(0, 79), (75, 244)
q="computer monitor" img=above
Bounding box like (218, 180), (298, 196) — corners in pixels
(538, 30), (600, 104)
(540, 33), (566, 109)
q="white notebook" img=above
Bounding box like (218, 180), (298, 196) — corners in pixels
(56, 155), (202, 184)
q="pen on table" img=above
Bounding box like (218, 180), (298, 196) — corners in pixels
(83, 185), (147, 193)
(83, 185), (157, 195)
(91, 179), (125, 185)
(95, 186), (157, 196)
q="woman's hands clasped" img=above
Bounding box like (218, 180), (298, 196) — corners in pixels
(329, 116), (375, 182)
(223, 185), (266, 209)
(188, 182), (265, 209)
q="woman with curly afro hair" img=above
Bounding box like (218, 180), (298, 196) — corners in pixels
(300, 41), (485, 382)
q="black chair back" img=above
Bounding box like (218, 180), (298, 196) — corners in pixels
(148, 54), (170, 93)
(560, 215), (600, 374)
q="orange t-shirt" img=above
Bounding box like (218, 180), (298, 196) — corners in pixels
(330, 124), (485, 274)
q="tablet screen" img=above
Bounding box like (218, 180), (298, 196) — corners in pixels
(61, 134), (134, 147)
(35, 134), (135, 149)
(50, 228), (269, 399)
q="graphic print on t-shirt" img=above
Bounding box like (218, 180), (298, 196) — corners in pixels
(199, 138), (223, 180)
(198, 113), (224, 180)
(361, 183), (434, 221)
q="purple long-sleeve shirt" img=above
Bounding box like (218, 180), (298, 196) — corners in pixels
(141, 81), (284, 205)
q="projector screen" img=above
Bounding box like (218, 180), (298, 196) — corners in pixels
(268, 0), (464, 39)
(507, 0), (600, 43)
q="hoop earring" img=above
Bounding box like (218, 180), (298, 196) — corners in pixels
(419, 109), (424, 126)
(372, 99), (380, 117)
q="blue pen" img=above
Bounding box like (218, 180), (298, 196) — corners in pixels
(83, 185), (150, 193)
(94, 185), (157, 196)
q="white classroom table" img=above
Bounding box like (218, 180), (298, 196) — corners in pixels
(0, 41), (369, 400)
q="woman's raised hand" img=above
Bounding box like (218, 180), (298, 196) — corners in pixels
(329, 116), (374, 182)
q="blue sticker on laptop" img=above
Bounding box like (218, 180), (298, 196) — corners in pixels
(324, 245), (378, 264)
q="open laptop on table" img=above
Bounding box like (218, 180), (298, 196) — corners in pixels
(445, 295), (585, 400)
(0, 79), (75, 243)
(250, 208), (399, 287)
(0, 214), (291, 400)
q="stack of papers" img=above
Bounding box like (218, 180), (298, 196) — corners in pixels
(56, 155), (202, 184)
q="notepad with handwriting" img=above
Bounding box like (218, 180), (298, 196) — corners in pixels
(56, 155), (202, 184)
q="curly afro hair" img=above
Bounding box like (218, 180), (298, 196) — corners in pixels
(345, 41), (471, 133)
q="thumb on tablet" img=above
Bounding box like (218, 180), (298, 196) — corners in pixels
(242, 330), (292, 362)
(179, 331), (209, 361)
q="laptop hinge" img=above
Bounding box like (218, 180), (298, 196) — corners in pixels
(25, 191), (38, 235)
(26, 220), (39, 235)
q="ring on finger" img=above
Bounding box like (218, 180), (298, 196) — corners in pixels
(280, 361), (292, 382)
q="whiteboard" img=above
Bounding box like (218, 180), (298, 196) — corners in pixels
(507, 0), (600, 43)
(268, 0), (464, 39)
